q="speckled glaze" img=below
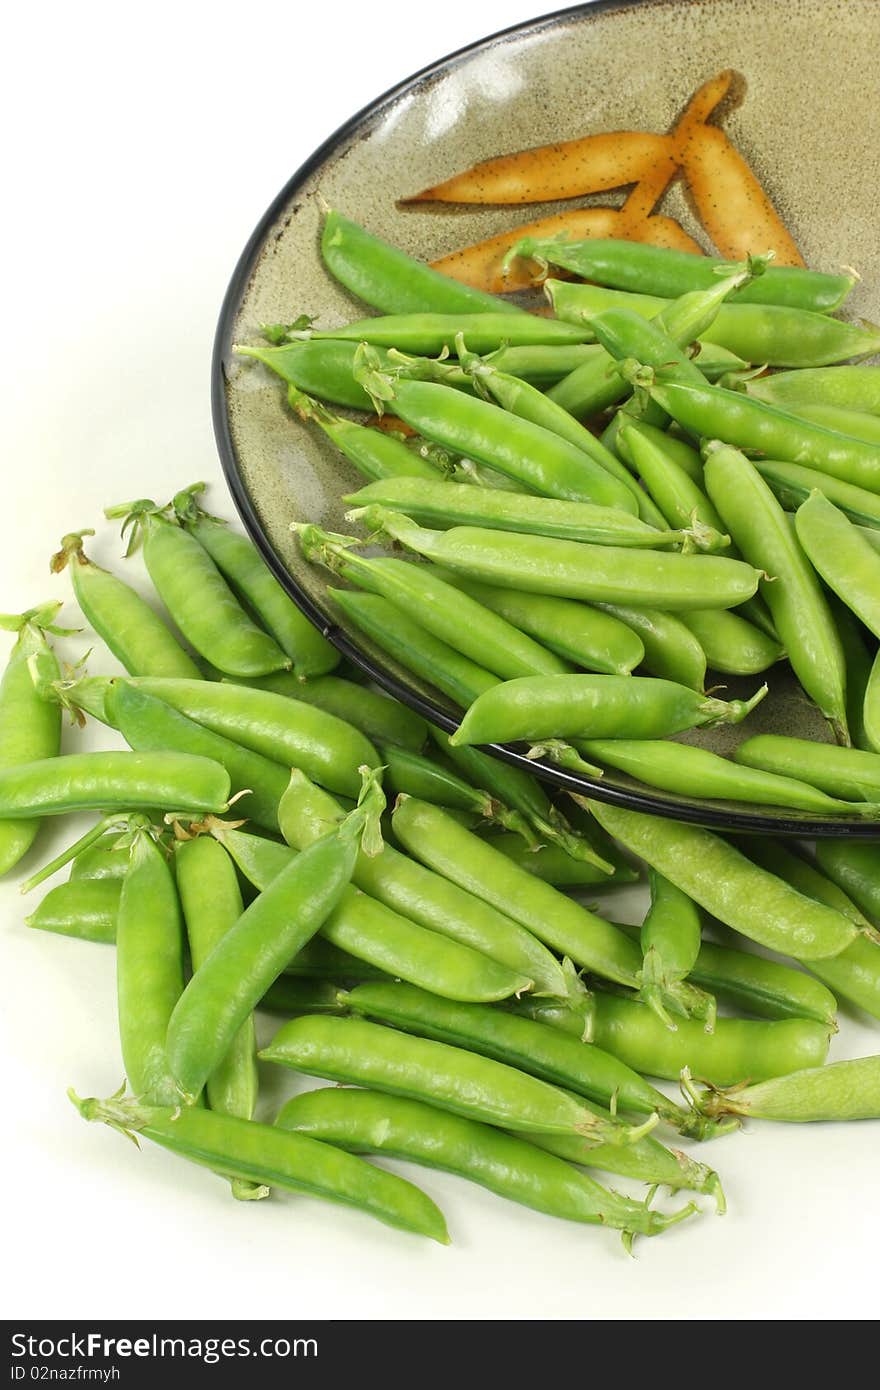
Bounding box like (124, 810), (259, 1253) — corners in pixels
(214, 0), (880, 834)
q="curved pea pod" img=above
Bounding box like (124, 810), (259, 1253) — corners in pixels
(487, 833), (637, 888)
(166, 782), (383, 1103)
(582, 738), (874, 816)
(0, 750), (230, 819)
(740, 838), (880, 1023)
(26, 877), (121, 944)
(288, 388), (445, 482)
(114, 676), (378, 800)
(615, 421), (730, 554)
(379, 743), (498, 823)
(214, 824), (534, 1003)
(752, 458), (880, 531)
(734, 735), (880, 803)
(262, 1013), (642, 1149)
(614, 418), (704, 485)
(299, 533), (568, 681)
(747, 365), (880, 415)
(277, 768), (574, 1008)
(518, 236), (854, 312)
(237, 340), (379, 410)
(699, 1054), (880, 1124)
(50, 532), (200, 678)
(106, 681), (288, 833)
(594, 603), (707, 690)
(639, 872), (715, 1031)
(71, 1089), (448, 1243)
(330, 588), (497, 709)
(172, 485), (338, 679)
(452, 674), (766, 748)
(103, 500), (289, 677)
(588, 800), (869, 960)
(277, 1088), (697, 1241)
(652, 378), (880, 494)
(117, 828), (186, 1106)
(344, 979), (723, 1142)
(589, 992), (831, 1088)
(681, 609), (783, 676)
(795, 490), (880, 641)
(365, 510), (762, 612)
(525, 1129), (723, 1209)
(430, 572), (645, 678)
(300, 311), (591, 353)
(343, 477), (687, 549)
(247, 672), (427, 753)
(353, 366), (639, 514)
(0, 604), (64, 874)
(703, 441), (849, 742)
(392, 797), (644, 990)
(322, 209), (522, 317)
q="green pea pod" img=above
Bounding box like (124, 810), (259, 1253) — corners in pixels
(301, 311), (590, 353)
(322, 209), (522, 317)
(104, 500), (289, 677)
(747, 366), (880, 415)
(588, 800), (868, 960)
(71, 1089), (448, 1242)
(734, 735), (880, 803)
(700, 1054), (880, 1124)
(277, 769), (572, 1008)
(515, 236), (853, 311)
(392, 797), (644, 990)
(175, 839), (259, 1115)
(669, 931), (837, 1028)
(833, 600), (875, 754)
(639, 871), (715, 1030)
(651, 378), (880, 494)
(246, 671), (427, 753)
(864, 651), (880, 753)
(681, 609), (783, 676)
(379, 742), (497, 822)
(344, 980), (720, 1142)
(259, 977), (348, 1014)
(778, 401), (880, 445)
(166, 777), (383, 1103)
(616, 421), (729, 552)
(277, 1087), (697, 1241)
(524, 1129), (723, 1208)
(0, 750), (230, 820)
(752, 458), (880, 530)
(343, 476), (689, 548)
(353, 364), (639, 514)
(487, 342), (605, 385)
(614, 418), (705, 485)
(594, 602), (707, 690)
(69, 831), (131, 882)
(330, 588), (497, 709)
(117, 828), (186, 1106)
(739, 838), (880, 1023)
(452, 674), (765, 748)
(551, 281), (880, 368)
(362, 509), (761, 612)
(704, 441), (849, 741)
(590, 992), (831, 1087)
(50, 533), (200, 678)
(101, 675), (378, 800)
(106, 681), (287, 832)
(583, 738), (872, 816)
(288, 388), (443, 481)
(795, 490), (880, 640)
(300, 533), (568, 681)
(26, 877), (121, 944)
(432, 574), (645, 677)
(0, 604), (64, 873)
(172, 485), (338, 679)
(237, 340), (379, 410)
(262, 1014), (640, 1148)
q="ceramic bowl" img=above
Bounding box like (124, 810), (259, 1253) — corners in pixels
(213, 0), (880, 835)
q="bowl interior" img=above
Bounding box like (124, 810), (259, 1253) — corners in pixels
(214, 0), (880, 835)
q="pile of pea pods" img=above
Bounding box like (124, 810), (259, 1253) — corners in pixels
(4, 217), (880, 1250)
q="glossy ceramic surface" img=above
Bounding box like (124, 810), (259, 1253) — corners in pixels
(213, 0), (880, 834)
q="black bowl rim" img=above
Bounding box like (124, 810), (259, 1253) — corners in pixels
(211, 0), (880, 839)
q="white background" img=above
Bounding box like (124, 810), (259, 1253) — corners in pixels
(3, 0), (878, 1323)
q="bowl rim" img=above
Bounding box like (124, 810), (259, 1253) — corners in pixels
(211, 0), (880, 838)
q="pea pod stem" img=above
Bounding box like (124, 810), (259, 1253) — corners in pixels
(20, 811), (154, 894)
